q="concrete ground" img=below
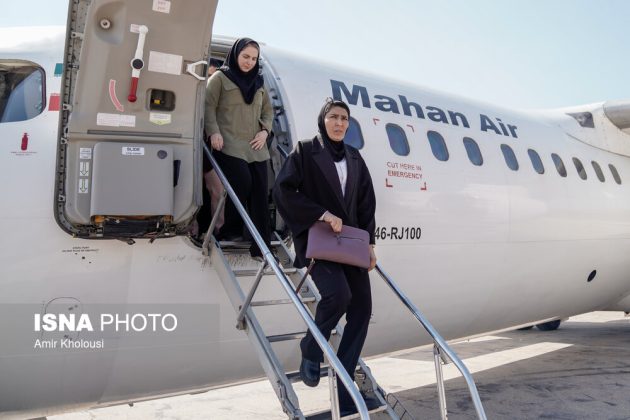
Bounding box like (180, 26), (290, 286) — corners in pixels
(51, 311), (630, 420)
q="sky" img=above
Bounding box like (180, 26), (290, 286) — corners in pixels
(3, 0), (629, 109)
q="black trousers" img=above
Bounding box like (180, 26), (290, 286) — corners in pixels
(214, 151), (271, 256)
(300, 260), (372, 409)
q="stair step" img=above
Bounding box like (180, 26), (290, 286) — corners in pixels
(233, 267), (298, 277)
(218, 239), (285, 249)
(305, 405), (390, 420)
(266, 331), (307, 342)
(251, 297), (316, 307)
(305, 404), (388, 420)
(267, 329), (337, 343)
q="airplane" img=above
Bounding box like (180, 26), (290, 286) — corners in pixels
(2, 1), (630, 419)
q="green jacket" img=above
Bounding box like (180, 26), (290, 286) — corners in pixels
(204, 71), (273, 163)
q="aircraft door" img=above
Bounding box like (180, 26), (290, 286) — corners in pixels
(55, 0), (218, 239)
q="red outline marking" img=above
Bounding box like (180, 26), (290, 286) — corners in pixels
(406, 124), (415, 132)
(421, 182), (427, 191)
(109, 79), (124, 112)
(385, 178), (393, 188)
(373, 118), (380, 125)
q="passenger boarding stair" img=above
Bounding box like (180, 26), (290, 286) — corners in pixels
(201, 145), (487, 420)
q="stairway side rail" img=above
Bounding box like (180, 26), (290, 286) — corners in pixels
(374, 264), (487, 420)
(203, 144), (369, 420)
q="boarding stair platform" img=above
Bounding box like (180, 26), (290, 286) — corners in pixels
(200, 144), (487, 420)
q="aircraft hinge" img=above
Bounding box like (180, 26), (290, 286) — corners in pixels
(71, 31), (84, 40)
(62, 103), (73, 111)
(58, 194), (66, 203)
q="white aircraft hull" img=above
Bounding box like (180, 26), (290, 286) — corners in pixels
(2, 25), (630, 419)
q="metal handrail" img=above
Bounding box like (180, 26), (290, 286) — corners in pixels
(374, 264), (487, 420)
(202, 144), (369, 419)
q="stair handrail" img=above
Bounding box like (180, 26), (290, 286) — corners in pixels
(203, 144), (369, 419)
(374, 264), (487, 420)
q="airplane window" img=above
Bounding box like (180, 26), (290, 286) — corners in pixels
(572, 157), (587, 180)
(527, 149), (544, 174)
(591, 161), (605, 182)
(551, 153), (567, 177)
(609, 164), (622, 185)
(344, 117), (364, 149)
(386, 123), (410, 156)
(463, 137), (483, 166)
(427, 130), (449, 161)
(0, 60), (46, 123)
(500, 144), (518, 171)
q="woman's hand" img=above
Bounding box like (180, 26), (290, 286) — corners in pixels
(322, 211), (342, 233)
(250, 130), (268, 151)
(369, 246), (377, 271)
(209, 133), (224, 151)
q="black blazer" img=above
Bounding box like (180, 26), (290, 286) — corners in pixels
(273, 137), (376, 268)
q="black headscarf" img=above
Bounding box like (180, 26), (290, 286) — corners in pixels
(317, 99), (350, 162)
(219, 38), (264, 104)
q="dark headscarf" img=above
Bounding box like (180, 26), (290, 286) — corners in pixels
(219, 38), (264, 104)
(317, 99), (350, 162)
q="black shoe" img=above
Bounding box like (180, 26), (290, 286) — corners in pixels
(299, 357), (320, 387)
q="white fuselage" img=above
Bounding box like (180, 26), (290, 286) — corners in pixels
(1, 30), (630, 418)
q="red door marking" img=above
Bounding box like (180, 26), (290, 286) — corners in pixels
(21, 133), (29, 151)
(385, 178), (393, 188)
(48, 94), (60, 111)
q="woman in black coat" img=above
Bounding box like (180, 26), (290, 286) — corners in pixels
(273, 99), (379, 416)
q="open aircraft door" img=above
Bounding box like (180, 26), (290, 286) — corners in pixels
(54, 0), (217, 239)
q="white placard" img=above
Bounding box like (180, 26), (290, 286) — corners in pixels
(130, 24), (141, 33)
(79, 147), (92, 160)
(150, 112), (172, 125)
(119, 115), (136, 127)
(122, 146), (145, 156)
(97, 113), (136, 128)
(148, 51), (182, 75)
(152, 0), (171, 13)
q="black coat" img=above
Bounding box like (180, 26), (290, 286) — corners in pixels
(273, 137), (376, 268)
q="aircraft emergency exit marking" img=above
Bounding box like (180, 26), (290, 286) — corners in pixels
(332, 80), (519, 138)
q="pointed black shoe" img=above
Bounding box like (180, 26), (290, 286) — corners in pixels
(299, 357), (320, 387)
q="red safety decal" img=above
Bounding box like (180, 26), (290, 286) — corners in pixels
(21, 133), (29, 151)
(48, 94), (60, 111)
(109, 79), (124, 112)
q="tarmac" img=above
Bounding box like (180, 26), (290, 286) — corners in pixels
(51, 311), (630, 420)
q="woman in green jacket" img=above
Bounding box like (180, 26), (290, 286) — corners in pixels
(205, 38), (273, 259)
